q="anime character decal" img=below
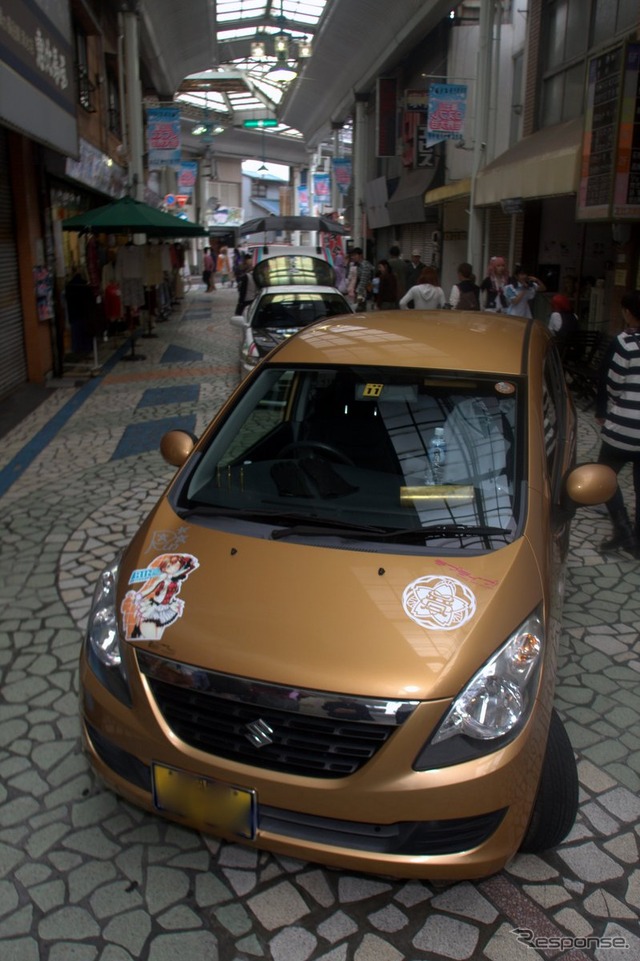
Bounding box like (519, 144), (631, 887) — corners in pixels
(121, 553), (199, 641)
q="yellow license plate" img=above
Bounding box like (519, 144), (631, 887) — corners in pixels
(153, 764), (256, 839)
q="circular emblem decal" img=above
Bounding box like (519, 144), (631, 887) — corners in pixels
(403, 575), (477, 631)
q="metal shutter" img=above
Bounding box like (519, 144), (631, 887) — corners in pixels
(0, 127), (26, 397)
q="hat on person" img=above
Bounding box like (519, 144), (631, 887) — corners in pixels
(411, 249), (421, 257)
(551, 294), (572, 312)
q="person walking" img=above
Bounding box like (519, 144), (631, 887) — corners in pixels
(595, 289), (640, 559)
(351, 247), (374, 311)
(399, 266), (445, 310)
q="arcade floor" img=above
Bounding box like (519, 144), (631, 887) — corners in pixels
(1, 285), (639, 961)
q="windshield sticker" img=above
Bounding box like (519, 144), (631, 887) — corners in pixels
(122, 553), (199, 642)
(403, 575), (477, 631)
(495, 381), (515, 395)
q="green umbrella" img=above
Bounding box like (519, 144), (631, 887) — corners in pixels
(61, 195), (208, 237)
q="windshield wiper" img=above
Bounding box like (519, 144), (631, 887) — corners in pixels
(175, 504), (311, 524)
(271, 522), (509, 542)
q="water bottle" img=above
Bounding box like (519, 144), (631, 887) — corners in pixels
(427, 427), (446, 484)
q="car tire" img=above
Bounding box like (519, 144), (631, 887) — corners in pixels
(519, 708), (578, 853)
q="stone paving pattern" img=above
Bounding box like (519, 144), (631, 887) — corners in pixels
(0, 286), (639, 961)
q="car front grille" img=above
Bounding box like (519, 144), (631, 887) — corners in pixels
(137, 651), (417, 779)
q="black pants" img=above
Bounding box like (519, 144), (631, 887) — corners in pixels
(597, 440), (640, 528)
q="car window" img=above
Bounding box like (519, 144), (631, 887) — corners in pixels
(253, 293), (352, 329)
(179, 366), (522, 554)
(253, 255), (335, 287)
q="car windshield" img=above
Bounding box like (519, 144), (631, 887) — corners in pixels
(176, 365), (522, 553)
(253, 293), (352, 330)
(253, 254), (335, 287)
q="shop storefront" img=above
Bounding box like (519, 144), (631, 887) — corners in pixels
(0, 127), (26, 397)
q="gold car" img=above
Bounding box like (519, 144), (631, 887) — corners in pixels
(80, 309), (615, 880)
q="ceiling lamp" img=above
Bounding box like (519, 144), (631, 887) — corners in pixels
(250, 33), (267, 58)
(266, 51), (298, 83)
(298, 36), (312, 58)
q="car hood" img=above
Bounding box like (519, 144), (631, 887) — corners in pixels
(120, 504), (544, 702)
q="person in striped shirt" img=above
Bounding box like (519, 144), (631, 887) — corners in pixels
(596, 289), (640, 558)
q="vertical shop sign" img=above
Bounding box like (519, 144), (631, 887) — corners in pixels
(332, 158), (352, 195)
(577, 46), (623, 220)
(313, 172), (330, 207)
(613, 43), (640, 220)
(147, 107), (181, 169)
(178, 161), (198, 199)
(298, 184), (309, 214)
(427, 84), (467, 147)
(376, 78), (397, 157)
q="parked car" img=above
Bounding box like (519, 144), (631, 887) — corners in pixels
(80, 309), (616, 880)
(231, 245), (353, 373)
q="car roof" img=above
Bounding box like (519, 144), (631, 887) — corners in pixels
(266, 309), (542, 376)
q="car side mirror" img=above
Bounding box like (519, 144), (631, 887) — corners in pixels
(160, 430), (198, 468)
(231, 314), (249, 328)
(565, 463), (617, 506)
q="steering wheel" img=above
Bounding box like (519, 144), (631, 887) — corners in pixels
(279, 441), (354, 466)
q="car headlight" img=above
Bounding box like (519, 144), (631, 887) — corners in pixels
(414, 608), (543, 770)
(83, 554), (132, 706)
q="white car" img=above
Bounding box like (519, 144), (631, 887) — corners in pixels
(232, 246), (353, 373)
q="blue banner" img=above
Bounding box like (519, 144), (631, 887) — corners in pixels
(147, 107), (181, 168)
(427, 83), (467, 147)
(332, 158), (352, 195)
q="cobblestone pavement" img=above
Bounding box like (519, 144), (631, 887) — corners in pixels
(1, 287), (639, 961)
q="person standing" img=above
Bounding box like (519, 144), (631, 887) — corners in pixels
(503, 265), (546, 318)
(480, 256), (510, 311)
(351, 247), (374, 311)
(399, 266), (445, 310)
(374, 259), (399, 309)
(388, 245), (408, 300)
(202, 247), (215, 292)
(448, 262), (480, 310)
(595, 290), (640, 558)
(234, 254), (257, 314)
(406, 249), (426, 289)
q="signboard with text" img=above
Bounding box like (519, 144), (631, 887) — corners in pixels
(613, 42), (640, 220)
(577, 46), (624, 220)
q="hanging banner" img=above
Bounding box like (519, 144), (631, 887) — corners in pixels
(577, 46), (624, 220)
(298, 185), (309, 214)
(178, 161), (198, 199)
(332, 158), (352, 195)
(313, 172), (331, 206)
(427, 83), (467, 147)
(147, 107), (181, 169)
(613, 42), (640, 220)
(376, 78), (397, 157)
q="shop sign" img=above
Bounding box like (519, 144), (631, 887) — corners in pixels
(427, 84), (467, 147)
(613, 42), (640, 220)
(376, 78), (398, 157)
(65, 138), (126, 198)
(147, 107), (181, 169)
(332, 158), (352, 195)
(0, 1), (75, 118)
(178, 161), (198, 198)
(577, 45), (624, 220)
